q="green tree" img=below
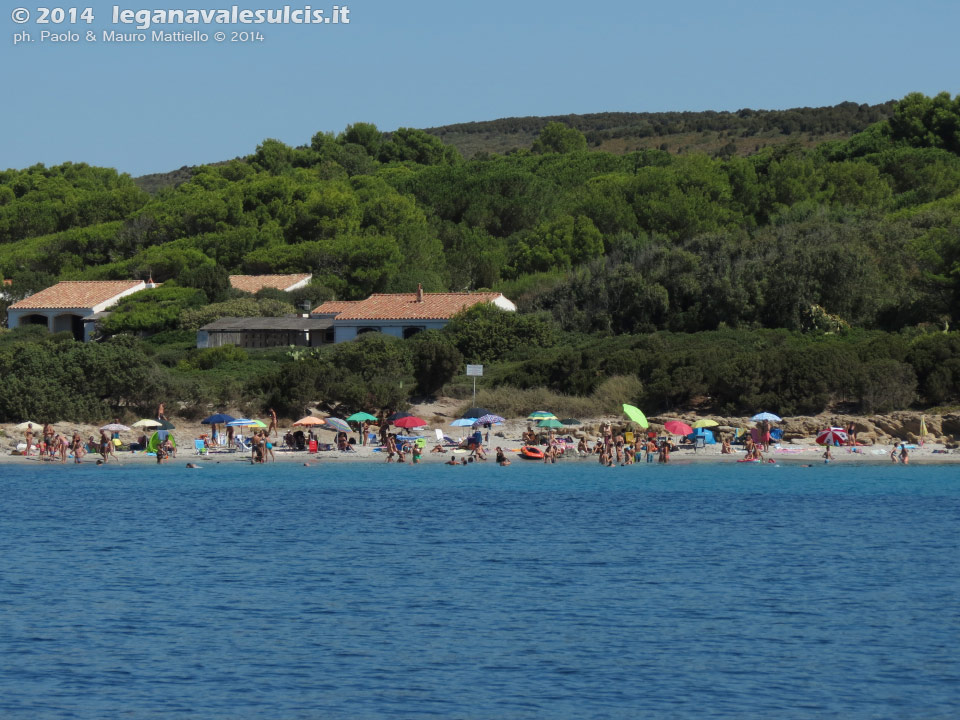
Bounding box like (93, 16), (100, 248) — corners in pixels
(412, 337), (463, 396)
(532, 122), (588, 154)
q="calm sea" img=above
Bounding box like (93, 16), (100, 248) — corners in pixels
(1, 460), (958, 719)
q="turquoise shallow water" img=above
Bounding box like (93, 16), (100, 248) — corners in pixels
(1, 460), (958, 719)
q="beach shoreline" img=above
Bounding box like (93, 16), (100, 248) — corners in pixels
(3, 436), (957, 467)
(2, 401), (957, 468)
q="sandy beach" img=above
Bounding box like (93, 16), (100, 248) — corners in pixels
(2, 399), (958, 467)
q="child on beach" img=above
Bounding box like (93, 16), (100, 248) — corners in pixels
(823, 446), (832, 464)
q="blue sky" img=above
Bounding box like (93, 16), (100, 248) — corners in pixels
(3, 0), (958, 176)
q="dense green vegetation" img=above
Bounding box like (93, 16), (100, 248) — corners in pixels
(1, 91), (959, 422)
(426, 100), (898, 157)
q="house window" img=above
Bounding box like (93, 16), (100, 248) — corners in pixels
(356, 327), (380, 335)
(402, 326), (424, 339)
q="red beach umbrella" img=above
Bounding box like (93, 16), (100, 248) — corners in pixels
(394, 416), (427, 429)
(664, 420), (694, 436)
(816, 428), (848, 446)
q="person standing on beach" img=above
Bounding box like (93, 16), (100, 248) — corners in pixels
(899, 444), (909, 464)
(71, 432), (84, 463)
(157, 402), (166, 421)
(24, 424), (34, 456)
(268, 408), (279, 439)
(99, 430), (111, 463)
(890, 443), (900, 463)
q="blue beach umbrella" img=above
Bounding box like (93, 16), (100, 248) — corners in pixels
(201, 413), (236, 425)
(751, 412), (782, 423)
(451, 418), (478, 427)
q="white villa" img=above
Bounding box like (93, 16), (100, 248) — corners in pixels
(312, 284), (516, 343)
(6, 280), (148, 342)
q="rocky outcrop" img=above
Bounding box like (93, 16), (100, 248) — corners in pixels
(608, 411), (958, 445)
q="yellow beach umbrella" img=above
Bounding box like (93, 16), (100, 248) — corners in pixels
(692, 419), (719, 429)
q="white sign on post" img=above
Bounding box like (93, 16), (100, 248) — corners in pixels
(466, 364), (483, 403)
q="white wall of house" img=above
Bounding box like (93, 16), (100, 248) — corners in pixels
(284, 276), (312, 292)
(7, 282), (147, 341)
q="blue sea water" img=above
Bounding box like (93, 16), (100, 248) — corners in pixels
(1, 459), (958, 719)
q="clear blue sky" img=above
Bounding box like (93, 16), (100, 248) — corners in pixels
(3, 0), (958, 176)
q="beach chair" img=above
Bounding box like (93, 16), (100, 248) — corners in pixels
(694, 436), (706, 451)
(234, 436), (251, 452)
(193, 439), (207, 456)
(308, 439), (318, 453)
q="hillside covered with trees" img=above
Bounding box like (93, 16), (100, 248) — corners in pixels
(1, 91), (959, 422)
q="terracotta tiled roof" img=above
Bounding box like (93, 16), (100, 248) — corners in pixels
(312, 300), (361, 315)
(321, 292), (506, 321)
(9, 281), (145, 310)
(229, 274), (312, 293)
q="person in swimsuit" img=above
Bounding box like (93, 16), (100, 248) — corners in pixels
(495, 447), (510, 466)
(890, 443), (900, 463)
(24, 424), (34, 456)
(899, 445), (909, 464)
(268, 408), (279, 439)
(99, 430), (111, 463)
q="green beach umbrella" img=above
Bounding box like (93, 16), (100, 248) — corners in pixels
(537, 418), (564, 428)
(622, 404), (649, 429)
(346, 412), (378, 423)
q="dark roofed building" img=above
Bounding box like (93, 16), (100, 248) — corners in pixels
(197, 316), (334, 349)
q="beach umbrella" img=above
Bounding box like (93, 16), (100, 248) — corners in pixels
(156, 419), (176, 430)
(528, 411), (558, 420)
(394, 416), (428, 429)
(201, 413), (235, 425)
(692, 418), (719, 429)
(293, 416), (325, 427)
(462, 407), (492, 419)
(322, 417), (352, 433)
(14, 421), (42, 431)
(664, 420), (694, 436)
(132, 418), (162, 428)
(751, 412), (782, 423)
(386, 411), (412, 422)
(919, 415), (927, 446)
(451, 418), (478, 427)
(226, 418), (256, 427)
(560, 418), (582, 426)
(622, 404), (649, 428)
(476, 414), (505, 425)
(346, 412), (377, 423)
(99, 423), (131, 433)
(537, 418), (564, 429)
(816, 427), (848, 446)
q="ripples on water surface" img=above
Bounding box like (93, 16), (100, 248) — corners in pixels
(1, 461), (958, 719)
